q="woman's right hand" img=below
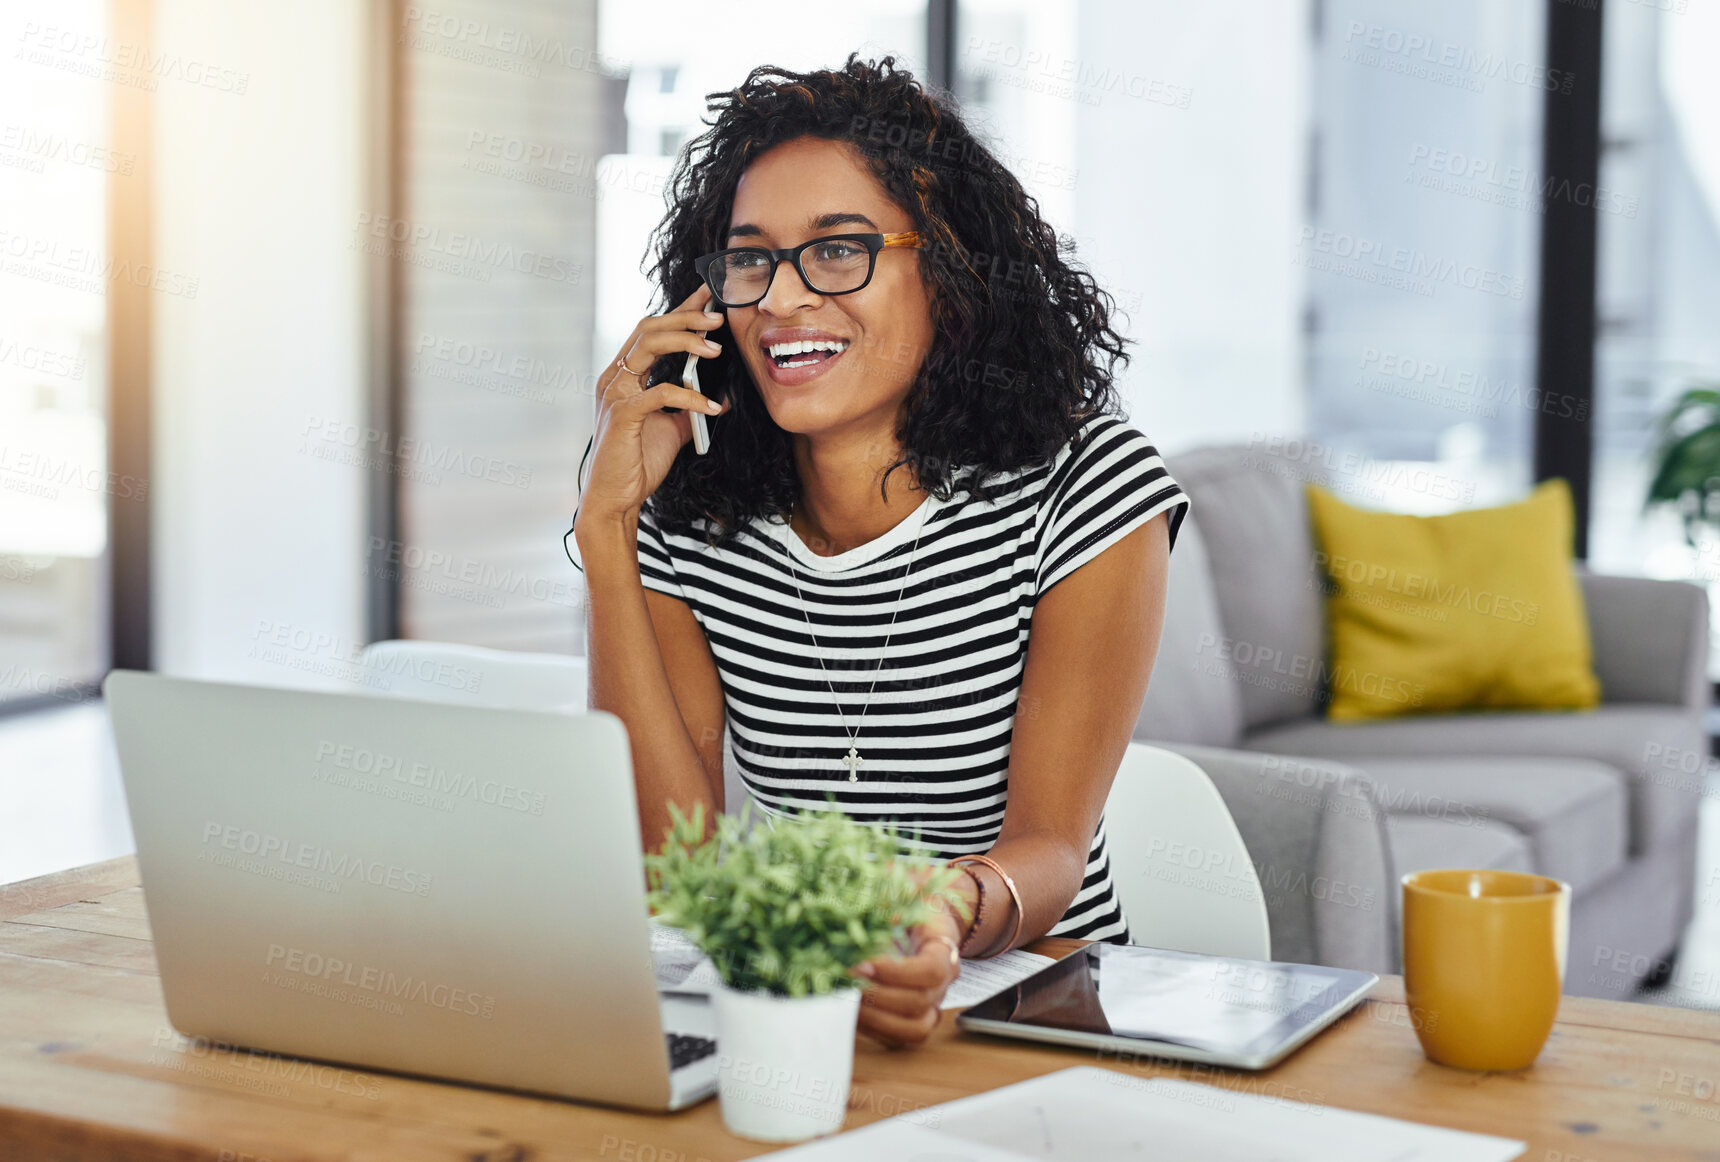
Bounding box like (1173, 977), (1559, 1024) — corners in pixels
(577, 284), (732, 527)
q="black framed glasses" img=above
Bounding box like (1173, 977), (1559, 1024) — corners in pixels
(693, 231), (925, 308)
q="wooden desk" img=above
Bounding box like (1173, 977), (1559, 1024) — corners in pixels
(3, 857), (1718, 1161)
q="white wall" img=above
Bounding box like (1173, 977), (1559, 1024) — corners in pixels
(1075, 0), (1310, 452)
(151, 1), (368, 686)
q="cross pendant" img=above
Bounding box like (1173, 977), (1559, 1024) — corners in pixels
(842, 745), (862, 783)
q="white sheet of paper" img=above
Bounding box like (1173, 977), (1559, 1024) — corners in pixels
(1091, 951), (1342, 1052)
(941, 950), (1056, 1010)
(754, 1067), (1527, 1162)
(651, 921), (1054, 1008)
(651, 921), (720, 995)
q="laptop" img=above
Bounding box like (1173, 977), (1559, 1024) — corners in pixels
(102, 670), (719, 1111)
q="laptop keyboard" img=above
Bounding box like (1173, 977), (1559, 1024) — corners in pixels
(667, 1032), (718, 1071)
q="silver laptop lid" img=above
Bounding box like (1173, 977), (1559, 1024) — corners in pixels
(104, 670), (674, 1110)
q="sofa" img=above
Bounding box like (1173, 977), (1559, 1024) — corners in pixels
(1131, 444), (1710, 1000)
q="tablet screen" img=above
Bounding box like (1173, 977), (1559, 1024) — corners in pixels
(960, 944), (1371, 1059)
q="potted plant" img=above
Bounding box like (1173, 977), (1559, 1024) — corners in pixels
(1647, 384), (1720, 549)
(644, 801), (966, 1143)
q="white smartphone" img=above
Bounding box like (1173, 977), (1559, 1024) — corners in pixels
(684, 331), (710, 455)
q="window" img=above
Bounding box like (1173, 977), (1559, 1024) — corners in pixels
(955, 0), (1307, 454)
(0, 0), (114, 708)
(1586, 0), (1720, 674)
(1302, 0), (1545, 515)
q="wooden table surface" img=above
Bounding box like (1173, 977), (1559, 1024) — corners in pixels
(3, 857), (1719, 1160)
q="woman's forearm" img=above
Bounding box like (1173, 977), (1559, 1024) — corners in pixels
(577, 511), (719, 850)
(948, 830), (1089, 958)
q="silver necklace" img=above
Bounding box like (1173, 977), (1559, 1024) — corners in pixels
(782, 497), (932, 783)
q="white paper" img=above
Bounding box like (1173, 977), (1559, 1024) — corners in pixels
(755, 1067), (1526, 1162)
(1092, 952), (1342, 1052)
(651, 921), (720, 995)
(652, 920), (1055, 1008)
(941, 950), (1056, 1010)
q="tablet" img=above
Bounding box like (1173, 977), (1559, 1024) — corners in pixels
(956, 944), (1378, 1070)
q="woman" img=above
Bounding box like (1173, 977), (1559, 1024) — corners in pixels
(573, 55), (1187, 1049)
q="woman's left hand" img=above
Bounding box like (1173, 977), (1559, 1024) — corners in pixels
(850, 907), (964, 1049)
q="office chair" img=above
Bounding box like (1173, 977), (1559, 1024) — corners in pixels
(1103, 744), (1272, 960)
(355, 640), (751, 823)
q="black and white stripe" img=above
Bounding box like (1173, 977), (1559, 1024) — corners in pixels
(634, 414), (1189, 941)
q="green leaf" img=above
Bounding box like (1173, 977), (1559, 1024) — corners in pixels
(1646, 384), (1720, 534)
(643, 803), (962, 997)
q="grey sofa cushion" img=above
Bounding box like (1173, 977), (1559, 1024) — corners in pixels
(1134, 516), (1245, 748)
(1348, 757), (1628, 895)
(1246, 704), (1705, 857)
(1565, 819), (1700, 1000)
(1162, 446), (1327, 731)
(1580, 572), (1710, 711)
(1387, 815), (1533, 878)
(1165, 744), (1394, 973)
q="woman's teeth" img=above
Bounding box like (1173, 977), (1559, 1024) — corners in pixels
(767, 338), (849, 368)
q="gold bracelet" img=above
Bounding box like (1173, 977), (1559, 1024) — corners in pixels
(949, 854), (1024, 959)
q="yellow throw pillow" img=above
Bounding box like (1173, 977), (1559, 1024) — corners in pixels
(1305, 479), (1601, 722)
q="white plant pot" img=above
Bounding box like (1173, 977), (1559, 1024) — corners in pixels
(709, 980), (862, 1143)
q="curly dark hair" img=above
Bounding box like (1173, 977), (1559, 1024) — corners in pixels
(642, 53), (1130, 547)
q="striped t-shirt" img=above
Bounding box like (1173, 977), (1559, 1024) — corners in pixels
(634, 414), (1189, 941)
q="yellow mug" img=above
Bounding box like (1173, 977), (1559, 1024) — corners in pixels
(1401, 869), (1570, 1071)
